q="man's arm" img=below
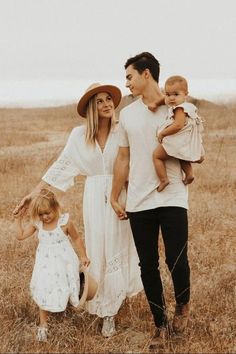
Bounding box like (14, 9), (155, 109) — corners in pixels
(111, 146), (130, 219)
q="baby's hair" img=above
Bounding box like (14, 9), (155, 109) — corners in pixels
(30, 188), (60, 222)
(165, 75), (188, 93)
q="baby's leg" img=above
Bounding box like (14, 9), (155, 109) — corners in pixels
(153, 145), (170, 192)
(180, 160), (194, 185)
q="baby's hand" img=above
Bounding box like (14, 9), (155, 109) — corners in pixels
(158, 133), (164, 143)
(80, 256), (90, 267)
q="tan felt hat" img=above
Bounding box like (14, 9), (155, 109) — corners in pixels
(78, 267), (98, 307)
(77, 83), (122, 118)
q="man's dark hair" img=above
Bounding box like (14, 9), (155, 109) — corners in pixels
(125, 52), (160, 83)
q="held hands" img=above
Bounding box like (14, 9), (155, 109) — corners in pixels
(110, 200), (128, 220)
(80, 255), (90, 267)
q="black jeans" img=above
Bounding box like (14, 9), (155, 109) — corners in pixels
(128, 207), (190, 328)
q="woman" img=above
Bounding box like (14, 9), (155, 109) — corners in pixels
(13, 83), (142, 337)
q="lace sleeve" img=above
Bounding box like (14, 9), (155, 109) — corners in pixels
(42, 153), (80, 191)
(42, 127), (82, 191)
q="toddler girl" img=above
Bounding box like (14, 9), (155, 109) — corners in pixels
(153, 75), (204, 191)
(14, 189), (90, 341)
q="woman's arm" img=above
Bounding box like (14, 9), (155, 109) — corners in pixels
(158, 107), (186, 142)
(67, 220), (90, 267)
(14, 215), (36, 241)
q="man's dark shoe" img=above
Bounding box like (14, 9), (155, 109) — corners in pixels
(149, 326), (167, 351)
(172, 303), (190, 334)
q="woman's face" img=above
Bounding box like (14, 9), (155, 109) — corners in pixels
(96, 92), (114, 119)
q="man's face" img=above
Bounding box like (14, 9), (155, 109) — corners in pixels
(125, 65), (146, 96)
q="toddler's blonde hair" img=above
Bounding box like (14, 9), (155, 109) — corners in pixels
(30, 188), (60, 222)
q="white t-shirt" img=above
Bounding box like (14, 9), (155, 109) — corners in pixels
(119, 98), (188, 212)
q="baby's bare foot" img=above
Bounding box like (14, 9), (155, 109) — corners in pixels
(157, 180), (169, 192)
(183, 175), (194, 185)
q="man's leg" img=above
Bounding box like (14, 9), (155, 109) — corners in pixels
(128, 209), (167, 328)
(159, 206), (190, 333)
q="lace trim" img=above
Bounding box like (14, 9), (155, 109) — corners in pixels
(105, 251), (128, 274)
(45, 154), (76, 184)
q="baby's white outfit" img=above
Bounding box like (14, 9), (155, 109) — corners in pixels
(159, 102), (204, 161)
(30, 213), (80, 312)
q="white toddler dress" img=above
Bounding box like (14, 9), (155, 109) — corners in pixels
(30, 213), (80, 312)
(159, 102), (204, 161)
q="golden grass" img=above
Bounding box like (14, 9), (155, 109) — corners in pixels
(0, 100), (235, 353)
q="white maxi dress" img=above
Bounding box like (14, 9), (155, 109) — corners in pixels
(42, 125), (142, 317)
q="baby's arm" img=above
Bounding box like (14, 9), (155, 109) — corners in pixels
(14, 214), (36, 241)
(158, 107), (186, 142)
(67, 220), (90, 267)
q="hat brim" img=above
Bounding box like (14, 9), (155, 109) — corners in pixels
(77, 85), (122, 118)
(77, 267), (98, 307)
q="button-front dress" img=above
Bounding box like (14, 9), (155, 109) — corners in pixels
(30, 213), (81, 312)
(42, 125), (142, 317)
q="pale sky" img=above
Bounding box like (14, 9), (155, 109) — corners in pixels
(0, 0), (235, 82)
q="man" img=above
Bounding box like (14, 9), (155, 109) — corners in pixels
(111, 52), (190, 349)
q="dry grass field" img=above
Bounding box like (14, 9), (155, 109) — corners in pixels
(0, 99), (235, 353)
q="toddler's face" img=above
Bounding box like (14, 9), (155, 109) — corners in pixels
(38, 208), (57, 224)
(164, 82), (187, 107)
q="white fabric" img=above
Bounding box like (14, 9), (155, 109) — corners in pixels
(42, 125), (142, 317)
(119, 98), (188, 212)
(160, 102), (204, 161)
(30, 213), (81, 312)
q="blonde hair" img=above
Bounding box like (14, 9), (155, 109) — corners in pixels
(30, 189), (60, 223)
(165, 75), (188, 93)
(85, 94), (117, 146)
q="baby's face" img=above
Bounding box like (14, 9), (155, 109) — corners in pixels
(164, 82), (187, 107)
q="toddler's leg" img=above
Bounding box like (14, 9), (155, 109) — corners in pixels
(37, 308), (48, 342)
(153, 145), (170, 192)
(39, 308), (48, 327)
(180, 161), (194, 185)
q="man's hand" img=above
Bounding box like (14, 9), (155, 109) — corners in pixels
(111, 200), (128, 220)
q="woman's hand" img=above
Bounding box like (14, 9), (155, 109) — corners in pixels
(13, 194), (33, 217)
(13, 207), (27, 219)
